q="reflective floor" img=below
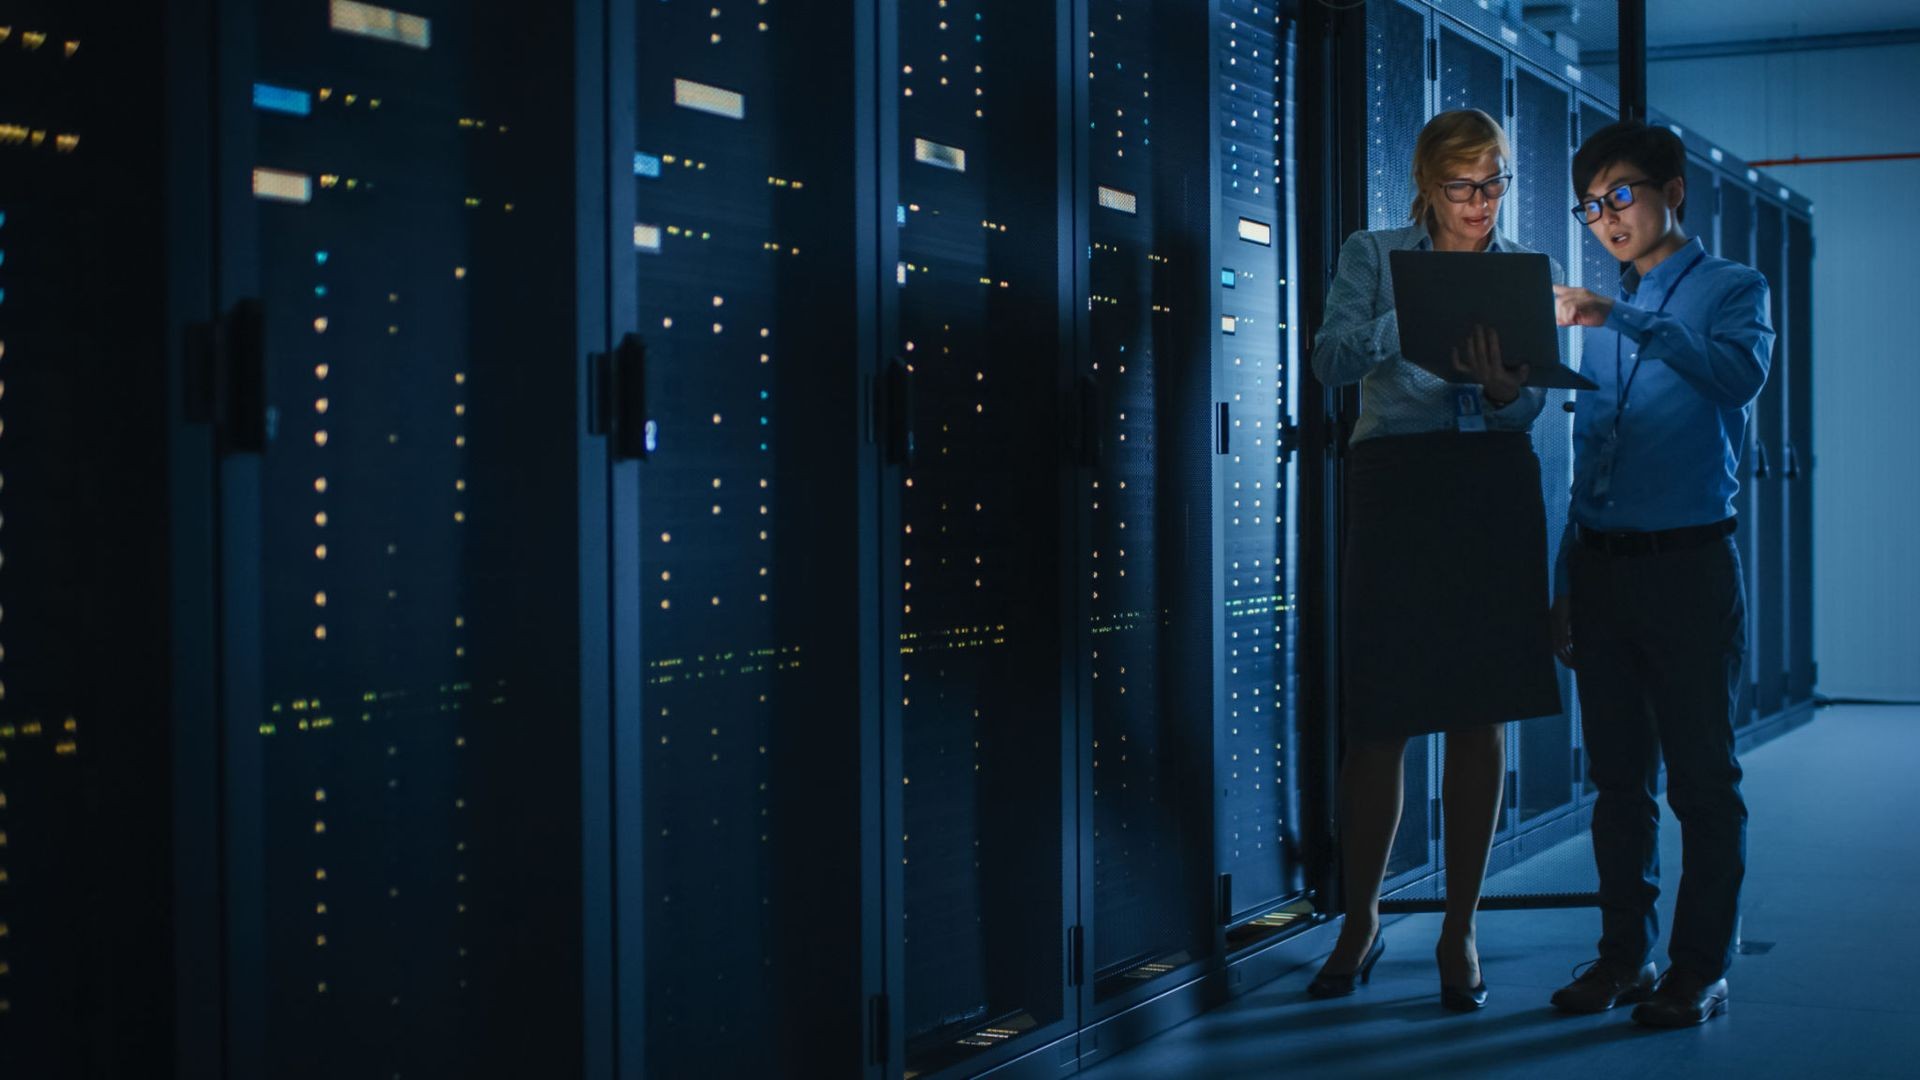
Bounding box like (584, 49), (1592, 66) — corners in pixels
(1083, 706), (1920, 1079)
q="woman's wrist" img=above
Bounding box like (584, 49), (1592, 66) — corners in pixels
(1483, 387), (1518, 410)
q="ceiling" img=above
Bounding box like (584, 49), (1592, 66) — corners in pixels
(1517, 0), (1920, 60)
(1647, 0), (1920, 45)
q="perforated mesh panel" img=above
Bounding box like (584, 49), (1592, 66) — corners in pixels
(1366, 1), (1427, 231)
(1084, 0), (1213, 998)
(1511, 66), (1577, 826)
(897, 0), (1067, 1059)
(633, 3), (863, 1071)
(1718, 181), (1759, 728)
(1214, 1), (1304, 921)
(1786, 215), (1814, 703)
(1754, 203), (1786, 718)
(1436, 24), (1502, 116)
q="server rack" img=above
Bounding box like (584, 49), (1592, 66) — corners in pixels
(0, 3), (205, 1074)
(1655, 113), (1819, 734)
(3, 0), (623, 1075)
(615, 4), (878, 1075)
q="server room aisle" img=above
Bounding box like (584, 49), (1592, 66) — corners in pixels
(1080, 706), (1920, 1079)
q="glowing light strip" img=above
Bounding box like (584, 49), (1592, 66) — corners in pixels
(913, 137), (966, 173)
(1237, 217), (1271, 246)
(673, 78), (745, 120)
(253, 83), (312, 116)
(329, 0), (432, 50)
(253, 168), (313, 204)
(1096, 185), (1137, 214)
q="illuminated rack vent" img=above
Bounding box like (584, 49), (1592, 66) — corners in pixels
(1237, 217), (1272, 246)
(1097, 185), (1138, 215)
(253, 168), (313, 204)
(913, 137), (967, 173)
(674, 78), (746, 120)
(329, 0), (431, 50)
(634, 223), (662, 253)
(633, 151), (662, 178)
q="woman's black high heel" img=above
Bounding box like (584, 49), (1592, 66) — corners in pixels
(1440, 980), (1489, 1011)
(1437, 941), (1489, 1011)
(1307, 931), (1385, 999)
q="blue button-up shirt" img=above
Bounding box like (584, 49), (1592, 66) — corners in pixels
(1553, 237), (1774, 595)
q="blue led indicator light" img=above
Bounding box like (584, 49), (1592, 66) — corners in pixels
(633, 152), (662, 178)
(315, 251), (330, 265)
(644, 420), (659, 455)
(253, 83), (313, 116)
(1222, 269), (1237, 287)
(897, 204), (907, 226)
(315, 285), (329, 298)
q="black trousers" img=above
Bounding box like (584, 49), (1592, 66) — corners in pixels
(1572, 532), (1749, 981)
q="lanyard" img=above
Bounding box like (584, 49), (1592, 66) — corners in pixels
(1612, 248), (1706, 439)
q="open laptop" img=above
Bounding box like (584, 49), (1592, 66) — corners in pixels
(1388, 249), (1598, 391)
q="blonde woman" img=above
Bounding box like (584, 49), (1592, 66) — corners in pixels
(1306, 109), (1563, 1011)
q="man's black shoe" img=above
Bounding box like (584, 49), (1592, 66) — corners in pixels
(1550, 959), (1657, 1014)
(1631, 968), (1729, 1027)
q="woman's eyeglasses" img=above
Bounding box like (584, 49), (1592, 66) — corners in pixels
(1439, 174), (1512, 203)
(1573, 178), (1658, 223)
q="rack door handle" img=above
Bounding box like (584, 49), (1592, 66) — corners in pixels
(882, 357), (915, 467)
(590, 332), (652, 460)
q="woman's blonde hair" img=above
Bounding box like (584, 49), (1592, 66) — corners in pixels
(1409, 109), (1513, 227)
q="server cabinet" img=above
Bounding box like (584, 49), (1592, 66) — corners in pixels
(1509, 61), (1578, 826)
(1077, 0), (1218, 1014)
(1430, 14), (1518, 843)
(1785, 213), (1814, 704)
(0, 2), (209, 1074)
(882, 2), (1078, 1074)
(620, 4), (878, 1076)
(1361, 0), (1437, 886)
(212, 1), (609, 1075)
(1716, 179), (1762, 729)
(1211, 0), (1308, 939)
(1752, 202), (1787, 719)
(1362, 1), (1597, 891)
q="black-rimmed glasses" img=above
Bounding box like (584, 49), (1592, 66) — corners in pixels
(1440, 174), (1512, 203)
(1573, 179), (1658, 223)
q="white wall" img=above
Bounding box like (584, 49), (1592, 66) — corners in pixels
(1647, 42), (1920, 698)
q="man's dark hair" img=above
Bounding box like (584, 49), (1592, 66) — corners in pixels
(1573, 119), (1689, 222)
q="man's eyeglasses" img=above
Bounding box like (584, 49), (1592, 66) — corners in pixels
(1439, 174), (1512, 203)
(1573, 179), (1658, 224)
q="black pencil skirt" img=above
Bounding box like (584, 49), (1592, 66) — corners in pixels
(1341, 430), (1563, 741)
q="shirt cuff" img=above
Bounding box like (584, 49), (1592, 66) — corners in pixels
(1603, 300), (1653, 343)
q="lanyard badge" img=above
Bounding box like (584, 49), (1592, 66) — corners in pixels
(1454, 388), (1487, 433)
